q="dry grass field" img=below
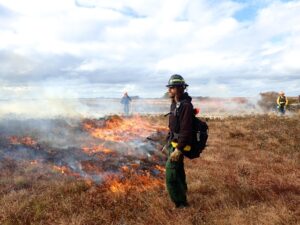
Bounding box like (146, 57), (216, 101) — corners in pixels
(0, 113), (299, 225)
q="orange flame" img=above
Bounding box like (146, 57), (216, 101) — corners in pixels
(52, 165), (70, 174)
(6, 116), (167, 193)
(82, 145), (114, 154)
(30, 160), (39, 165)
(106, 173), (164, 193)
(9, 136), (37, 146)
(83, 115), (168, 143)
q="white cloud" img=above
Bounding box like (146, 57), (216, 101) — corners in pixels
(0, 0), (299, 99)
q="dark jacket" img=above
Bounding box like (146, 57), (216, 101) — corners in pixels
(168, 93), (194, 152)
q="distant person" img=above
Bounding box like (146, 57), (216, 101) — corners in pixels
(121, 92), (132, 116)
(277, 91), (288, 115)
(162, 74), (193, 208)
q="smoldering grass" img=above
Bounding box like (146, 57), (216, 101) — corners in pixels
(0, 114), (299, 225)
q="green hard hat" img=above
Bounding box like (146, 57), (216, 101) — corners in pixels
(166, 74), (188, 87)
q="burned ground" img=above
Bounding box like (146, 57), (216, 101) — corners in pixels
(0, 114), (299, 225)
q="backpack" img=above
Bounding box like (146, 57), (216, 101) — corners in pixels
(174, 101), (208, 159)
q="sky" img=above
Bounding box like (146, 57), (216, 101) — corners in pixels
(0, 0), (299, 99)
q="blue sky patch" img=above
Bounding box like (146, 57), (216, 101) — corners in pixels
(233, 0), (296, 21)
(0, 3), (14, 17)
(234, 4), (258, 21)
(117, 6), (145, 18)
(270, 33), (288, 43)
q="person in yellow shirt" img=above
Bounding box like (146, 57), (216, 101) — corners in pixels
(277, 91), (288, 115)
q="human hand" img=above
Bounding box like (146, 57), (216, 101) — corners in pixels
(170, 148), (182, 162)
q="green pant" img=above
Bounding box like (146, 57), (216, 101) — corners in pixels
(165, 146), (187, 205)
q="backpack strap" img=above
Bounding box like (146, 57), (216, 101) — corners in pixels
(168, 99), (190, 141)
(174, 100), (189, 138)
(174, 101), (181, 134)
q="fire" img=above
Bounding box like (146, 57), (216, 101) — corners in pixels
(154, 165), (165, 172)
(30, 160), (39, 165)
(121, 165), (130, 172)
(3, 115), (168, 193)
(85, 179), (93, 187)
(106, 173), (164, 193)
(80, 160), (104, 173)
(9, 136), (37, 146)
(52, 166), (82, 178)
(82, 145), (114, 154)
(52, 165), (70, 174)
(80, 116), (168, 192)
(83, 115), (168, 143)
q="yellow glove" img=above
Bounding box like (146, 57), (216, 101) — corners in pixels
(170, 148), (182, 162)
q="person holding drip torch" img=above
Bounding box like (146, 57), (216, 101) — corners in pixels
(162, 74), (194, 208)
(277, 91), (288, 115)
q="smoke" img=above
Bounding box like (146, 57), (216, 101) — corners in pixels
(0, 99), (83, 119)
(193, 97), (263, 117)
(0, 96), (268, 120)
(0, 114), (166, 183)
(4, 84), (292, 123)
(0, 98), (166, 119)
(1, 94), (293, 183)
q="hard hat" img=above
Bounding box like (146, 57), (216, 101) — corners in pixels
(166, 74), (188, 87)
(279, 91), (285, 95)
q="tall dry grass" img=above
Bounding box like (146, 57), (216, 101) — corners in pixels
(0, 114), (299, 225)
